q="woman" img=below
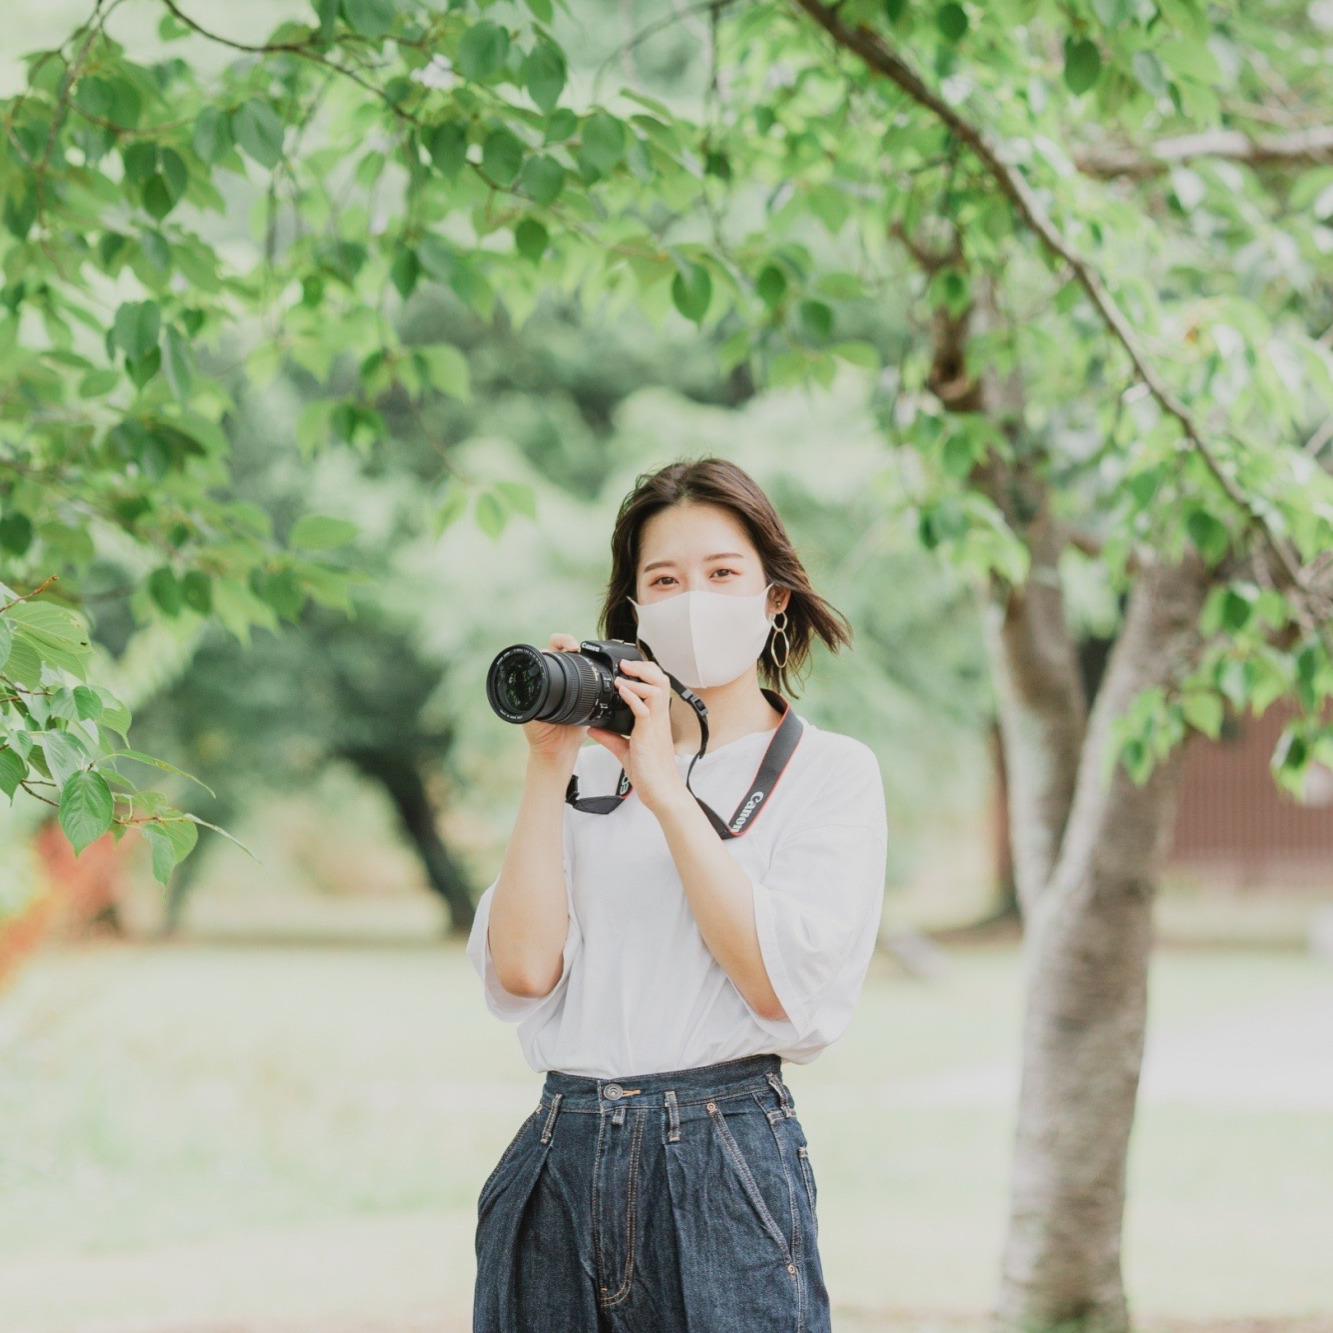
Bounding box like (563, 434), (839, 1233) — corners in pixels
(466, 457), (889, 1332)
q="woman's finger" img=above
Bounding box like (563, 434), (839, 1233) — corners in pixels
(623, 659), (668, 684)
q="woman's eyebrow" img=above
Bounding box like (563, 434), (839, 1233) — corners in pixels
(642, 551), (746, 573)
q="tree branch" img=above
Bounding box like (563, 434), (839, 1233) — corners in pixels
(788, 0), (1326, 636)
(158, 0), (419, 124)
(1074, 124), (1333, 179)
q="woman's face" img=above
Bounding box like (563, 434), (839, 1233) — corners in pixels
(634, 503), (784, 616)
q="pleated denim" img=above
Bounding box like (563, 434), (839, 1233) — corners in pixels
(472, 1051), (831, 1333)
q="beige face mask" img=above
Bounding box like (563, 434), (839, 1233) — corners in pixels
(629, 581), (776, 689)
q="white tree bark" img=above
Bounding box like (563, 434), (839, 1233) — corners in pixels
(991, 547), (1211, 1333)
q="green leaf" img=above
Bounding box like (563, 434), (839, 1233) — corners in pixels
(431, 482), (470, 537)
(109, 78), (143, 128)
(59, 770), (114, 855)
(0, 511), (33, 554)
(181, 570), (212, 614)
(942, 429), (976, 478)
(756, 264), (787, 308)
(313, 0), (339, 43)
(390, 247), (420, 299)
(6, 600), (91, 674)
(543, 108), (578, 144)
(798, 299), (834, 339)
(1181, 689), (1223, 740)
(520, 153), (565, 205)
(112, 300), (160, 360)
(159, 147), (187, 199)
(523, 42), (566, 113)
(101, 747), (215, 793)
(231, 99), (285, 169)
(139, 229), (171, 275)
(475, 489), (506, 537)
(1185, 509), (1229, 565)
(148, 565), (183, 616)
(816, 271), (865, 301)
(515, 217), (548, 261)
(697, 148), (728, 185)
(456, 21), (510, 81)
(417, 233), (454, 281)
(262, 567), (306, 619)
(1063, 36), (1101, 94)
(493, 480), (536, 518)
(937, 3), (968, 42)
(481, 128), (524, 187)
(290, 514), (359, 548)
(191, 105), (233, 163)
(163, 325), (193, 402)
(340, 0), (395, 39)
(579, 111), (625, 176)
(1091, 0), (1133, 22)
(1220, 585), (1254, 632)
(72, 685), (103, 720)
(41, 730), (93, 793)
(671, 259), (712, 324)
(141, 817), (199, 886)
(0, 746), (25, 799)
(419, 343), (470, 400)
(126, 347), (161, 388)
(1131, 49), (1169, 100)
(426, 121), (468, 178)
(75, 75), (114, 120)
(122, 141), (157, 184)
(78, 367), (120, 398)
(141, 173), (175, 219)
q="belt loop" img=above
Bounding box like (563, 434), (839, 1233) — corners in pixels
(665, 1088), (681, 1143)
(540, 1091), (563, 1143)
(766, 1070), (794, 1117)
(612, 1103), (626, 1126)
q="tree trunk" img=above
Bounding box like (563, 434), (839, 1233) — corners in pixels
(992, 547), (1211, 1333)
(340, 746), (476, 935)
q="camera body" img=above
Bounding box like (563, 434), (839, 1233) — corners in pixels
(485, 637), (646, 735)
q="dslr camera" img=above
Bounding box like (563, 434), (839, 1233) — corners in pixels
(486, 638), (645, 734)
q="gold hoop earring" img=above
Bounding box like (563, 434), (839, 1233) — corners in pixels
(769, 610), (790, 671)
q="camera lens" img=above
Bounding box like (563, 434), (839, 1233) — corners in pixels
(485, 643), (604, 725)
(495, 649), (545, 714)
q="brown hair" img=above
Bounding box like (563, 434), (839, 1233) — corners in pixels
(597, 457), (854, 699)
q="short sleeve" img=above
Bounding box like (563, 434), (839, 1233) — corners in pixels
(465, 799), (581, 1025)
(741, 743), (888, 1046)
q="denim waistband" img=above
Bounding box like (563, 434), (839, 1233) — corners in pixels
(541, 1052), (784, 1112)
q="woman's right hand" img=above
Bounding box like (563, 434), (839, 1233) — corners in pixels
(521, 633), (590, 769)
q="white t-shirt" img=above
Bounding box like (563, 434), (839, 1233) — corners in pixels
(465, 713), (888, 1078)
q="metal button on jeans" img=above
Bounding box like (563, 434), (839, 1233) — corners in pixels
(604, 1083), (624, 1099)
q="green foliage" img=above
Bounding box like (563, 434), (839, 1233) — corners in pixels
(4, 0), (1333, 883)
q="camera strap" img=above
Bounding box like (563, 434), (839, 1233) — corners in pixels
(564, 680), (804, 839)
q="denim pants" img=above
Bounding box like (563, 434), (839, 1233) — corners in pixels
(473, 1051), (830, 1332)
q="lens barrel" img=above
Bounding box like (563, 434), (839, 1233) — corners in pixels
(485, 643), (605, 726)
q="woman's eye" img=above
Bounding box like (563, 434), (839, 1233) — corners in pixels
(651, 570), (737, 587)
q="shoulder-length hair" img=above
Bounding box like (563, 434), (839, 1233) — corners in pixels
(597, 457), (854, 699)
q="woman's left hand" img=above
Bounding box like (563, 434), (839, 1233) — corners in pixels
(588, 658), (689, 817)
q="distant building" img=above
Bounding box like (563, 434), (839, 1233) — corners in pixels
(1169, 699), (1333, 890)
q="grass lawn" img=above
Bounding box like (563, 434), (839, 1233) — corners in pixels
(0, 935), (1329, 1332)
